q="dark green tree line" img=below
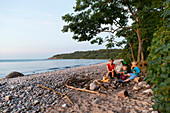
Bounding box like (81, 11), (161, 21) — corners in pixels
(51, 49), (122, 59)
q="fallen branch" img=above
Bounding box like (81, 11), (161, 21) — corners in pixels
(38, 84), (73, 104)
(65, 84), (100, 94)
(95, 81), (107, 91)
(79, 79), (91, 87)
(56, 74), (79, 88)
(72, 78), (90, 83)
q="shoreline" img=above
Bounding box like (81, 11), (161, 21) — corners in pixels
(0, 59), (108, 79)
(0, 61), (109, 112)
(1, 61), (108, 81)
(0, 60), (154, 113)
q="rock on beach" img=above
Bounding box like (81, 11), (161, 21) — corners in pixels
(5, 71), (24, 78)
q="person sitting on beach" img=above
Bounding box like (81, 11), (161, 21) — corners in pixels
(122, 61), (140, 82)
(106, 58), (116, 79)
(118, 66), (128, 80)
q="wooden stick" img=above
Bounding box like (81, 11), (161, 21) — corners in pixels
(65, 84), (100, 94)
(95, 81), (107, 91)
(79, 80), (90, 86)
(38, 84), (73, 104)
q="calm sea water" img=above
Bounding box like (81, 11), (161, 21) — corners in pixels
(0, 59), (107, 78)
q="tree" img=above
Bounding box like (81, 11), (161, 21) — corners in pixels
(62, 0), (162, 64)
(146, 0), (170, 112)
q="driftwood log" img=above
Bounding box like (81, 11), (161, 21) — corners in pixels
(56, 74), (79, 88)
(56, 74), (91, 88)
(38, 84), (73, 104)
(65, 84), (100, 94)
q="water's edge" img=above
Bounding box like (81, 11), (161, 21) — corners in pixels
(0, 59), (108, 78)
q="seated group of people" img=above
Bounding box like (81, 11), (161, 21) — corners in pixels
(106, 58), (140, 82)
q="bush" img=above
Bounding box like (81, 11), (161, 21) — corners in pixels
(146, 1), (170, 112)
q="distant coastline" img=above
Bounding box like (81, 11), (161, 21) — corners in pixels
(48, 49), (122, 59)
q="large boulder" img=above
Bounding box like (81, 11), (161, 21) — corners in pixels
(115, 63), (123, 73)
(90, 80), (99, 91)
(6, 71), (24, 78)
(114, 59), (124, 73)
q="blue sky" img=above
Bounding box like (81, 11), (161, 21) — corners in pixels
(0, 0), (120, 59)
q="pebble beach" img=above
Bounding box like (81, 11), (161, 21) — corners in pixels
(0, 60), (156, 113)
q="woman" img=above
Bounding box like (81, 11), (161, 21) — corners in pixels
(106, 58), (116, 79)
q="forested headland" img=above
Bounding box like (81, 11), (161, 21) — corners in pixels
(48, 49), (122, 59)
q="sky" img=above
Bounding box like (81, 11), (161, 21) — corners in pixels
(0, 0), (121, 59)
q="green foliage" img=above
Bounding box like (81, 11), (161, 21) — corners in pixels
(116, 46), (132, 63)
(51, 49), (122, 59)
(146, 1), (170, 112)
(62, 0), (130, 46)
(62, 0), (163, 62)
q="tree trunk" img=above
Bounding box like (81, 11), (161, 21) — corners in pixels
(136, 28), (142, 63)
(129, 42), (135, 61)
(136, 8), (143, 63)
(141, 40), (145, 67)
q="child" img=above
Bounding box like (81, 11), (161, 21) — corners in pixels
(119, 66), (128, 80)
(122, 61), (140, 82)
(106, 58), (115, 79)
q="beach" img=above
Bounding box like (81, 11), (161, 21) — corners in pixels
(0, 60), (155, 113)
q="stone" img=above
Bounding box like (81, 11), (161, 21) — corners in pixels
(118, 90), (128, 98)
(115, 61), (123, 72)
(151, 111), (158, 113)
(5, 95), (12, 101)
(58, 107), (65, 111)
(6, 71), (24, 78)
(10, 85), (16, 90)
(142, 110), (149, 113)
(115, 65), (123, 73)
(112, 84), (116, 89)
(130, 109), (138, 113)
(142, 89), (153, 95)
(27, 86), (33, 90)
(145, 84), (150, 88)
(138, 82), (143, 86)
(33, 100), (39, 106)
(3, 108), (10, 113)
(92, 98), (102, 104)
(62, 104), (67, 107)
(26, 106), (31, 111)
(133, 85), (141, 91)
(85, 73), (89, 76)
(149, 108), (153, 111)
(141, 81), (147, 87)
(107, 110), (114, 113)
(90, 81), (99, 91)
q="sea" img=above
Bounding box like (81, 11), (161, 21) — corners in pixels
(0, 59), (107, 79)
